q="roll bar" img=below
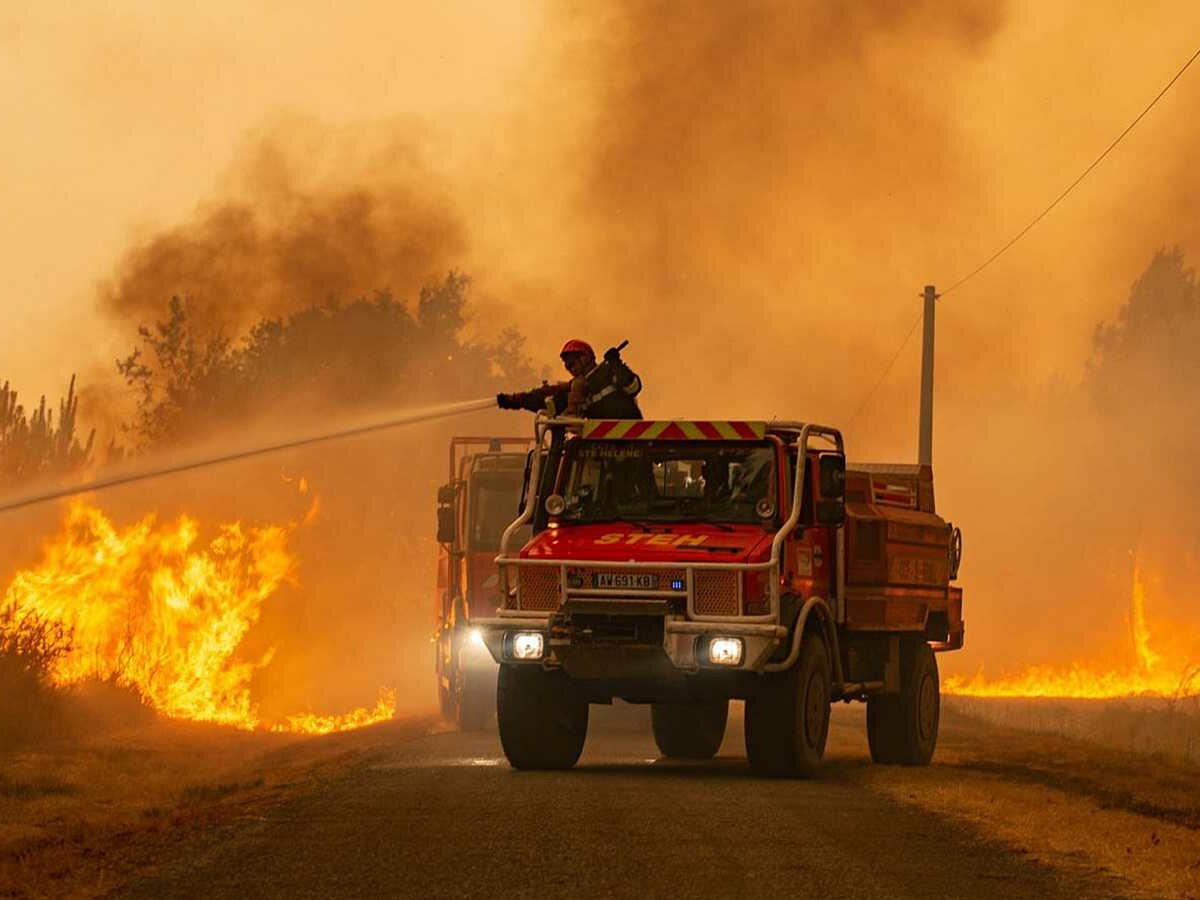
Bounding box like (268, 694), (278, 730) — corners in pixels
(496, 416), (844, 625)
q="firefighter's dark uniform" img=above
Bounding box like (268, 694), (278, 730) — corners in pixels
(498, 350), (643, 419)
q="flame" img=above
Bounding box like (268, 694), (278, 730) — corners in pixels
(275, 688), (398, 735)
(945, 554), (1199, 700)
(1, 501), (395, 733)
(1129, 557), (1161, 672)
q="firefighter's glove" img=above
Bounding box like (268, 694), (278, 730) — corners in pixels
(603, 346), (623, 364)
(496, 393), (522, 410)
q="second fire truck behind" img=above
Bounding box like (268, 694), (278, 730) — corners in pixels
(434, 437), (532, 729)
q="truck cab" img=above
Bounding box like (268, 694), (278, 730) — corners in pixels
(476, 417), (964, 775)
(434, 437), (532, 729)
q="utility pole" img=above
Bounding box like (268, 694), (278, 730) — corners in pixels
(918, 284), (937, 467)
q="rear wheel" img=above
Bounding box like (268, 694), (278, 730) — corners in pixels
(651, 700), (728, 759)
(497, 665), (588, 770)
(456, 671), (493, 732)
(436, 636), (455, 721)
(867, 640), (940, 765)
(745, 633), (831, 777)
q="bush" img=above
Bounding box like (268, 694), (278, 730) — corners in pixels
(0, 609), (72, 749)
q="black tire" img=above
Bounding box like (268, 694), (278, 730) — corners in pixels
(456, 671), (493, 732)
(745, 633), (831, 777)
(867, 640), (940, 765)
(651, 700), (729, 759)
(438, 681), (455, 721)
(497, 664), (588, 770)
(436, 643), (455, 721)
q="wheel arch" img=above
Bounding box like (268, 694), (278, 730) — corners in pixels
(764, 595), (844, 686)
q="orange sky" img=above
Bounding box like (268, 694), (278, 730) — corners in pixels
(2, 1), (1198, 428)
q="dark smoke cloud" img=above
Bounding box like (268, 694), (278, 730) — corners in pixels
(99, 123), (468, 334)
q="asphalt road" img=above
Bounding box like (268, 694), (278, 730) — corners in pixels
(122, 706), (1121, 900)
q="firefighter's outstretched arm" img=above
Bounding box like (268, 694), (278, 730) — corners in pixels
(497, 381), (569, 414)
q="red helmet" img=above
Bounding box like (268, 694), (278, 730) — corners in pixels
(559, 339), (595, 358)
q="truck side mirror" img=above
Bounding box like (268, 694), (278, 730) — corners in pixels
(437, 507), (456, 544)
(819, 454), (845, 498)
(816, 454), (845, 526)
(436, 483), (458, 544)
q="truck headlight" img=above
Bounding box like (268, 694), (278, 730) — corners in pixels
(509, 632), (544, 661)
(468, 628), (485, 649)
(708, 637), (744, 667)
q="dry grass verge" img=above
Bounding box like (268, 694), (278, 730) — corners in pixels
(946, 695), (1200, 764)
(838, 705), (1200, 899)
(0, 714), (439, 899)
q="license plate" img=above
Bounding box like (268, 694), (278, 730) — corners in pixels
(592, 572), (659, 590)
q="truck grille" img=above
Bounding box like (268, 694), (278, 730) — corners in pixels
(518, 566), (742, 616)
(693, 571), (739, 616)
(518, 567), (561, 611)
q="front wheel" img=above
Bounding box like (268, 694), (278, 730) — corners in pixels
(745, 633), (831, 777)
(651, 700), (728, 759)
(866, 640), (940, 765)
(497, 665), (588, 770)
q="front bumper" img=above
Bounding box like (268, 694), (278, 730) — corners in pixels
(473, 606), (787, 676)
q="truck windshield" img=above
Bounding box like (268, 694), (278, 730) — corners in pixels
(470, 470), (528, 551)
(557, 440), (777, 525)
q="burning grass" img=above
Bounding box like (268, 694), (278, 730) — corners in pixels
(0, 501), (396, 738)
(945, 553), (1200, 712)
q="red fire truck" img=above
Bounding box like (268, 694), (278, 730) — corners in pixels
(476, 417), (964, 775)
(434, 437), (532, 729)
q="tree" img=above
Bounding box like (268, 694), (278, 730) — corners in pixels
(0, 376), (95, 490)
(1087, 247), (1200, 418)
(117, 271), (535, 448)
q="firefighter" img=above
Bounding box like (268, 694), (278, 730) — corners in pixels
(496, 339), (643, 419)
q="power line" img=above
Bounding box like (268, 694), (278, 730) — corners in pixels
(846, 42), (1200, 426)
(942, 44), (1200, 297)
(845, 309), (924, 428)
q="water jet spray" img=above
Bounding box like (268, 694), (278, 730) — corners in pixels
(0, 397), (497, 514)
